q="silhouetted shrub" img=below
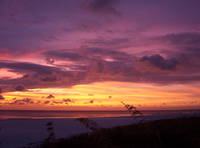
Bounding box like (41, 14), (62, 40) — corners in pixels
(45, 122), (56, 143)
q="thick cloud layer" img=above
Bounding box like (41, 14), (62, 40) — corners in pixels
(0, 0), (200, 93)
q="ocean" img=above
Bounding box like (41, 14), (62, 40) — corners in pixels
(0, 110), (199, 119)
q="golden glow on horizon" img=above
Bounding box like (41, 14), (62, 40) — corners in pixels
(1, 81), (200, 110)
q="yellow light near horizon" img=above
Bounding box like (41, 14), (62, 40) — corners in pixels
(1, 81), (200, 110)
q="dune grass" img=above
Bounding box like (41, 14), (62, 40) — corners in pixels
(38, 117), (200, 148)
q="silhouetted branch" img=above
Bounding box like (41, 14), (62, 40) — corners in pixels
(121, 101), (143, 117)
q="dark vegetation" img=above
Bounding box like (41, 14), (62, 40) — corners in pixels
(45, 122), (56, 143)
(39, 117), (200, 148)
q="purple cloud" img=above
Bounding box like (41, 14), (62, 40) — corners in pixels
(140, 54), (178, 70)
(9, 98), (34, 105)
(46, 94), (55, 99)
(0, 95), (5, 100)
(15, 85), (26, 91)
(82, 0), (120, 15)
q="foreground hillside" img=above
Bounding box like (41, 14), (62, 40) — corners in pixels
(39, 117), (200, 148)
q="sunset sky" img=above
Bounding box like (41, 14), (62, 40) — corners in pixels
(0, 0), (200, 110)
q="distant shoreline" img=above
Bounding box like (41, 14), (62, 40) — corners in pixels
(1, 109), (200, 112)
(1, 109), (200, 120)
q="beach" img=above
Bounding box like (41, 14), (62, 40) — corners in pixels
(0, 111), (199, 148)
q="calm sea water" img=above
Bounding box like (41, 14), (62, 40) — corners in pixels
(0, 110), (200, 119)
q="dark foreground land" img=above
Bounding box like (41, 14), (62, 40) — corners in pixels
(40, 117), (200, 148)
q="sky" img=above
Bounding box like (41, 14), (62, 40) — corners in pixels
(0, 0), (200, 110)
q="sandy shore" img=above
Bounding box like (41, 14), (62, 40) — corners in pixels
(0, 113), (199, 148)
